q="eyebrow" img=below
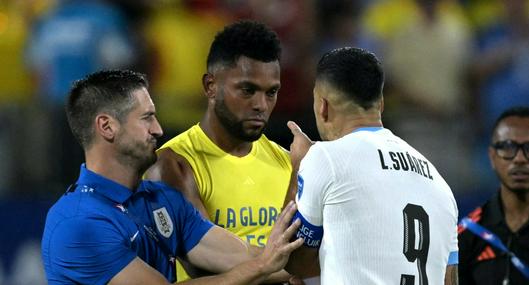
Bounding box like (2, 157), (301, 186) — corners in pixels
(236, 81), (281, 90)
(141, 110), (156, 117)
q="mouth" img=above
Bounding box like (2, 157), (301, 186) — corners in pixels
(245, 118), (266, 128)
(149, 139), (158, 148)
(509, 168), (529, 181)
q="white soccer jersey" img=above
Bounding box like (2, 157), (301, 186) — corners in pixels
(295, 127), (458, 285)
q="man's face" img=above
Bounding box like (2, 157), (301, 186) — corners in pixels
(489, 116), (529, 193)
(115, 88), (163, 173)
(212, 56), (280, 142)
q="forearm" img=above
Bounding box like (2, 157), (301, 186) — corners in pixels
(177, 258), (269, 285)
(444, 265), (458, 285)
(285, 247), (320, 278)
(283, 169), (299, 208)
(263, 270), (292, 284)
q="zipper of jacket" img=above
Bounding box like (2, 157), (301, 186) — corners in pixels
(502, 235), (514, 285)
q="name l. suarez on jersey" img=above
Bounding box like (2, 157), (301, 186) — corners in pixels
(377, 149), (433, 180)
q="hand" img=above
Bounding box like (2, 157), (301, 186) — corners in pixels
(258, 201), (303, 275)
(287, 121), (314, 170)
(288, 275), (306, 285)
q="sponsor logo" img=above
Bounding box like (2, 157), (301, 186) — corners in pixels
(153, 207), (173, 238)
(297, 175), (304, 199)
(243, 177), (255, 186)
(477, 246), (496, 261)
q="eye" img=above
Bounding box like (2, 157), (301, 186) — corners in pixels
(241, 87), (256, 96)
(266, 89), (279, 97)
(142, 113), (156, 121)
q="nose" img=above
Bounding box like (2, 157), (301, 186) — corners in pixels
(151, 117), (164, 138)
(512, 147), (529, 163)
(252, 92), (268, 112)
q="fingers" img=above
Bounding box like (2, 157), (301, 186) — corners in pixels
(283, 237), (304, 254)
(289, 276), (306, 285)
(287, 121), (302, 136)
(277, 201), (297, 228)
(284, 217), (301, 238)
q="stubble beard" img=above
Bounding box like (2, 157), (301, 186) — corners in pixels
(214, 92), (265, 142)
(116, 134), (157, 175)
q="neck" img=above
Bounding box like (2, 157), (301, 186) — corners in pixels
(200, 112), (253, 157)
(85, 148), (141, 190)
(329, 112), (383, 140)
(501, 186), (529, 232)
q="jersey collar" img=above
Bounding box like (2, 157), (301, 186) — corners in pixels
(76, 164), (135, 204)
(481, 192), (506, 229)
(352, 126), (384, 133)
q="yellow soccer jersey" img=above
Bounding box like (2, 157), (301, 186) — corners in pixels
(159, 124), (292, 246)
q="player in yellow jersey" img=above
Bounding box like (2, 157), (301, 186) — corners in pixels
(145, 20), (301, 283)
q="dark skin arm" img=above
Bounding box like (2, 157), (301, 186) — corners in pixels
(145, 148), (209, 218)
(145, 148), (215, 278)
(282, 121), (320, 278)
(282, 121), (314, 208)
(445, 265), (458, 285)
(284, 247), (320, 279)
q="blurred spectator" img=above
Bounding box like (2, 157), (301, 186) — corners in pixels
(229, 0), (319, 145)
(465, 0), (529, 197)
(364, 0), (476, 194)
(468, 0), (529, 135)
(0, 1), (38, 196)
(315, 0), (379, 58)
(26, 0), (140, 194)
(142, 1), (229, 140)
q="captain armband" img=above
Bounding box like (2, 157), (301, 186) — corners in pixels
(293, 211), (323, 248)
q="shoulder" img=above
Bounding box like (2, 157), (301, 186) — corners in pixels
(145, 147), (194, 185)
(258, 135), (291, 165)
(158, 126), (197, 152)
(258, 135), (288, 152)
(43, 209), (124, 252)
(143, 180), (187, 204)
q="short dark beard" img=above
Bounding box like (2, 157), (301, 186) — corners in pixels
(499, 172), (529, 201)
(214, 89), (264, 142)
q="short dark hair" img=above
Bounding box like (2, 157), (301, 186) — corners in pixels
(491, 106), (529, 138)
(316, 47), (384, 109)
(66, 69), (149, 149)
(206, 20), (281, 71)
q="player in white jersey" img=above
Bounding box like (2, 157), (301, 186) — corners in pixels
(284, 47), (459, 285)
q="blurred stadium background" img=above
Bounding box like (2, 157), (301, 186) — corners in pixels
(1, 0), (528, 283)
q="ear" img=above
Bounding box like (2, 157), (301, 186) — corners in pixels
(320, 97), (329, 123)
(202, 73), (216, 99)
(95, 114), (118, 142)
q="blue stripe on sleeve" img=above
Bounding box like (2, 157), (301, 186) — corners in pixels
(447, 251), (458, 265)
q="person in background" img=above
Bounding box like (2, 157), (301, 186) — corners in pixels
(459, 106), (529, 285)
(26, 0), (140, 193)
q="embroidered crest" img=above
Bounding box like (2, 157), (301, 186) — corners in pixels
(153, 207), (173, 238)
